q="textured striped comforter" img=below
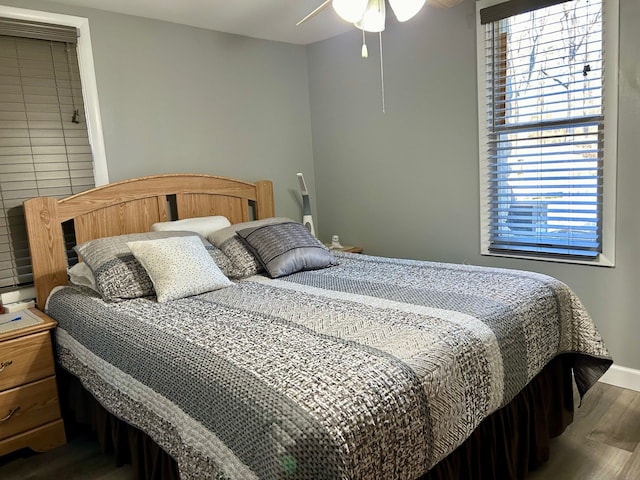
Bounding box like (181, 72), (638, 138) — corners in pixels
(46, 252), (612, 480)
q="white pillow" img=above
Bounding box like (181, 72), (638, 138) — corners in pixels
(68, 261), (98, 292)
(126, 236), (233, 302)
(151, 215), (231, 238)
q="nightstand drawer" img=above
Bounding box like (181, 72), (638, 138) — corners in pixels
(0, 377), (61, 441)
(0, 331), (55, 391)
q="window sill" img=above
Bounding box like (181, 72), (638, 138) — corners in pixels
(481, 249), (615, 267)
(0, 286), (36, 305)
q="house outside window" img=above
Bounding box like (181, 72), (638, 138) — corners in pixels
(476, 0), (618, 266)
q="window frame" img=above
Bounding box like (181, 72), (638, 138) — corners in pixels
(476, 0), (618, 267)
(0, 5), (108, 186)
(0, 5), (108, 303)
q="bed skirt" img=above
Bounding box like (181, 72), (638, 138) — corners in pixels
(57, 354), (574, 480)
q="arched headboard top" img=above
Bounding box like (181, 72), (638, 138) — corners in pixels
(55, 173), (271, 220)
(23, 173), (275, 308)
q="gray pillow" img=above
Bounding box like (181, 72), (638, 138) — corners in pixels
(75, 231), (232, 301)
(207, 217), (291, 278)
(236, 221), (336, 278)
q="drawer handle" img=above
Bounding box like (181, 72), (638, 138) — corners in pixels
(0, 406), (20, 423)
(0, 360), (13, 373)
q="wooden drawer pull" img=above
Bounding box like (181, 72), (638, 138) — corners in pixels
(0, 360), (13, 373)
(0, 406), (20, 423)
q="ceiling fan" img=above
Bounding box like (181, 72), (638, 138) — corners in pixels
(297, 0), (464, 30)
(297, 0), (464, 113)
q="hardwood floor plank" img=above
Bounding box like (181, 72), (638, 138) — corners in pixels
(527, 431), (631, 480)
(588, 387), (640, 452)
(567, 382), (619, 438)
(618, 442), (640, 480)
(0, 432), (134, 480)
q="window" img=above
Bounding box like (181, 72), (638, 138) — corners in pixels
(0, 8), (107, 296)
(476, 0), (618, 265)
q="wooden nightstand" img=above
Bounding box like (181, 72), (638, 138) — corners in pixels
(0, 309), (66, 456)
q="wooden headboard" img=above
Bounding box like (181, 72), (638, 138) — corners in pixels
(23, 173), (274, 309)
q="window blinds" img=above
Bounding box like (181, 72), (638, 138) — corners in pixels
(480, 0), (604, 258)
(0, 22), (94, 289)
(0, 18), (78, 43)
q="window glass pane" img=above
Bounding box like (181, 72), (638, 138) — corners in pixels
(483, 0), (604, 258)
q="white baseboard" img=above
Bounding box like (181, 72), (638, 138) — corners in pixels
(598, 364), (640, 392)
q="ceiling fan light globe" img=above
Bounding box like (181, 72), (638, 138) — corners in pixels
(332, 0), (369, 23)
(354, 0), (386, 32)
(389, 0), (427, 22)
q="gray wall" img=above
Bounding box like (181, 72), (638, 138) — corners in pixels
(6, 0), (638, 371)
(3, 0), (316, 222)
(307, 0), (640, 371)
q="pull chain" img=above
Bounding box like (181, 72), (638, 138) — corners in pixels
(65, 43), (80, 124)
(379, 32), (385, 113)
(360, 31), (385, 112)
(361, 30), (368, 58)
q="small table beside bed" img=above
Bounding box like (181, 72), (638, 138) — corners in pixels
(22, 173), (612, 480)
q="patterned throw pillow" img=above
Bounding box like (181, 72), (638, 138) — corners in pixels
(75, 231), (232, 301)
(127, 236), (233, 302)
(206, 245), (234, 278)
(207, 217), (291, 278)
(235, 221), (335, 278)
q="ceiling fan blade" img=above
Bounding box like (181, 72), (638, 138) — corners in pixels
(296, 0), (332, 26)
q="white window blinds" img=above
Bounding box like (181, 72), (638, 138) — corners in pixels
(479, 0), (605, 258)
(0, 19), (94, 289)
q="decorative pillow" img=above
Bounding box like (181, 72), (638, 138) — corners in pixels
(151, 215), (231, 237)
(236, 221), (335, 278)
(75, 231), (231, 301)
(207, 245), (234, 279)
(127, 236), (233, 302)
(207, 217), (292, 278)
(67, 261), (98, 292)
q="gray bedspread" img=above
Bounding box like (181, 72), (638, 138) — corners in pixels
(46, 252), (612, 480)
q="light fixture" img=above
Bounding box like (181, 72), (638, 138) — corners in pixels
(389, 0), (427, 22)
(297, 1), (462, 113)
(296, 173), (315, 236)
(332, 0), (369, 23)
(332, 0), (426, 29)
(297, 0), (464, 29)
(355, 0), (386, 32)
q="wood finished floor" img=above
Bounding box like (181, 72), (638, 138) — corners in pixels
(0, 382), (638, 479)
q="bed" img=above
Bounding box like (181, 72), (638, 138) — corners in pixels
(23, 173), (612, 480)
